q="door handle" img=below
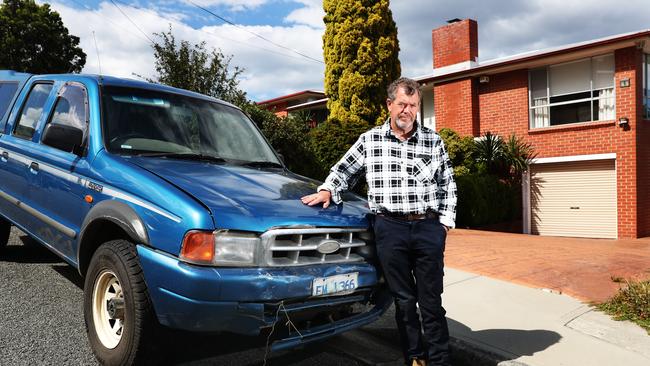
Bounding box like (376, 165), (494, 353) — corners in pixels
(1, 151), (7, 162)
(29, 162), (39, 174)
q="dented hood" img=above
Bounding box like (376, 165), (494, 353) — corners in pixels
(128, 157), (370, 232)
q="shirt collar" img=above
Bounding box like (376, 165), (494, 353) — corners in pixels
(383, 118), (421, 142)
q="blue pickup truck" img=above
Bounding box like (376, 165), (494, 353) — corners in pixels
(0, 71), (390, 365)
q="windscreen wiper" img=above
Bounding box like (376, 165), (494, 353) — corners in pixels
(137, 152), (227, 164)
(240, 161), (284, 168)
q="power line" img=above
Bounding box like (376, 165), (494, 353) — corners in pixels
(109, 0), (154, 44)
(67, 0), (152, 44)
(187, 0), (324, 64)
(109, 0), (323, 65)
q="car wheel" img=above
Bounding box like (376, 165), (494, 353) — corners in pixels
(84, 240), (157, 366)
(0, 218), (10, 253)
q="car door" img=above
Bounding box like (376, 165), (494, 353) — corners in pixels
(0, 81), (55, 228)
(24, 81), (93, 263)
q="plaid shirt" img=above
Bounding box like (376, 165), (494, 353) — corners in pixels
(318, 119), (457, 228)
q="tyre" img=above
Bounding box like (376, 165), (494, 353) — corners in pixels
(0, 218), (10, 253)
(84, 240), (157, 365)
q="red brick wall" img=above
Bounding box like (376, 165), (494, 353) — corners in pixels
(635, 51), (650, 237)
(444, 46), (644, 238)
(434, 78), (479, 136)
(432, 19), (478, 68)
(478, 70), (529, 137)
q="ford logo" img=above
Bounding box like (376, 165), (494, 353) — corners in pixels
(317, 240), (340, 254)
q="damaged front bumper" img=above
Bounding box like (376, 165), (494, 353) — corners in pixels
(137, 245), (391, 350)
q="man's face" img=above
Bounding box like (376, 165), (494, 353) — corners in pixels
(387, 87), (420, 131)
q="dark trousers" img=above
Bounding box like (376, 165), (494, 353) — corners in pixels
(373, 215), (450, 366)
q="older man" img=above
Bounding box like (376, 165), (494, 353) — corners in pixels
(301, 77), (457, 366)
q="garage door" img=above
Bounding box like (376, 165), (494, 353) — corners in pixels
(530, 159), (617, 239)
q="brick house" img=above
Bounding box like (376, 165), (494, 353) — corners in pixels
(421, 19), (650, 239)
(256, 90), (328, 127)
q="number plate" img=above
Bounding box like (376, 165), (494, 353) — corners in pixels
(312, 272), (358, 297)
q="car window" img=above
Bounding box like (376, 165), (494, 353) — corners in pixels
(46, 83), (88, 139)
(102, 86), (280, 164)
(14, 83), (54, 140)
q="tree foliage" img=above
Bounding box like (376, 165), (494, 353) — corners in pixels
(147, 26), (247, 106)
(0, 0), (86, 73)
(440, 129), (536, 228)
(309, 117), (370, 180)
(322, 0), (400, 127)
(261, 112), (323, 179)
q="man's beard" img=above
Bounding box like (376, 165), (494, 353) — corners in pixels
(394, 116), (415, 131)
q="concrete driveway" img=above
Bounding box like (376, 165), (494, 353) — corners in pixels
(445, 229), (650, 302)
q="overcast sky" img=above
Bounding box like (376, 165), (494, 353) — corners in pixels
(45, 0), (650, 101)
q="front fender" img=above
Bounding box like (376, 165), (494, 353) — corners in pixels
(77, 200), (149, 274)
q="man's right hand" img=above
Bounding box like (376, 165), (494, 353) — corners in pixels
(300, 190), (332, 208)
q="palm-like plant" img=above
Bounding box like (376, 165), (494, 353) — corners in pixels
(474, 132), (536, 185)
(474, 132), (505, 176)
(503, 134), (536, 184)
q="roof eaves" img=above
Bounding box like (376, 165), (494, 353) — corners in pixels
(415, 29), (650, 84)
(256, 90), (325, 106)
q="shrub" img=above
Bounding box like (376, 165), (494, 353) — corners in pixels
(598, 279), (650, 334)
(455, 174), (519, 227)
(309, 117), (370, 180)
(439, 128), (476, 172)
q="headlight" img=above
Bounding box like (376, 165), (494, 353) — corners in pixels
(213, 231), (258, 266)
(180, 230), (260, 266)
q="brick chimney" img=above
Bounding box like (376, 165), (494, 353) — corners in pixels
(432, 19), (478, 68)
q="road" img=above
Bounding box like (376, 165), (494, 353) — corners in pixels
(0, 227), (408, 366)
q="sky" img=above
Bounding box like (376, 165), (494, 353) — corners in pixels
(44, 0), (650, 102)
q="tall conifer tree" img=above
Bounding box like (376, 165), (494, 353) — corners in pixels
(322, 0), (400, 127)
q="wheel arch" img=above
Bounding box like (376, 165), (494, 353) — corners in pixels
(78, 200), (149, 276)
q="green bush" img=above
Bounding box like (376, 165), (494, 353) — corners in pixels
(439, 128), (476, 172)
(598, 279), (650, 334)
(455, 174), (519, 227)
(308, 117), (370, 180)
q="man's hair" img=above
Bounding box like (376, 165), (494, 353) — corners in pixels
(387, 77), (421, 101)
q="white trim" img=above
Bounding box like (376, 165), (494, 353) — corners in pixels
(532, 153), (616, 165)
(2, 148), (181, 223)
(522, 170), (531, 234)
(525, 156), (618, 239)
(429, 60), (478, 77)
(413, 29), (650, 82)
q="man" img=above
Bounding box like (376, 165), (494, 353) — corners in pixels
(301, 77), (456, 366)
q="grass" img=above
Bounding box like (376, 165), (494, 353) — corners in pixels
(597, 277), (650, 334)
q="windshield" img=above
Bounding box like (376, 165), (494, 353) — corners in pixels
(101, 86), (280, 164)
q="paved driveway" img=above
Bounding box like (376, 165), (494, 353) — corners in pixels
(445, 229), (650, 302)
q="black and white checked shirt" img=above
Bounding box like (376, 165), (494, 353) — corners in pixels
(318, 119), (457, 228)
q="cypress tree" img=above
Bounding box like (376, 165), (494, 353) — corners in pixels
(322, 0), (401, 127)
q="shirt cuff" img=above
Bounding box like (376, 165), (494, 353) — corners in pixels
(316, 183), (342, 204)
(439, 215), (455, 229)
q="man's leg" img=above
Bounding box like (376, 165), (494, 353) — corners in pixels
(373, 215), (424, 363)
(412, 218), (450, 366)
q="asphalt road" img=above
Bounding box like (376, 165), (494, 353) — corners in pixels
(0, 227), (408, 366)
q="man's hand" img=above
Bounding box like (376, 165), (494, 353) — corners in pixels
(301, 190), (332, 208)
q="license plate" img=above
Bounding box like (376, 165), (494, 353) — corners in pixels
(312, 272), (358, 297)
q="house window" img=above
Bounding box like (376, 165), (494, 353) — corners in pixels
(643, 53), (650, 119)
(529, 54), (615, 128)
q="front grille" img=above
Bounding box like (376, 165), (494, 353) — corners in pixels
(259, 227), (369, 266)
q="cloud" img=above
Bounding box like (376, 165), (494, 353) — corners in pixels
(283, 0), (324, 28)
(45, 0), (650, 102)
(183, 0), (269, 12)
(391, 0), (650, 78)
(48, 1), (324, 101)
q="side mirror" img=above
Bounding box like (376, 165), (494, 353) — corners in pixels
(42, 123), (84, 155)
